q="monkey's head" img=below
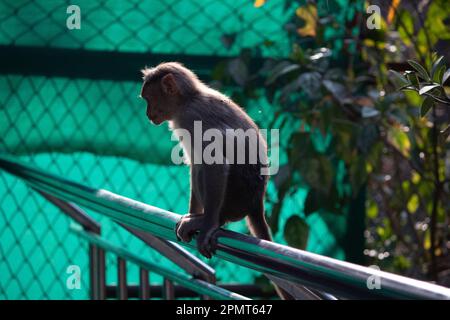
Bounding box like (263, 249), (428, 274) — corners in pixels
(140, 62), (200, 125)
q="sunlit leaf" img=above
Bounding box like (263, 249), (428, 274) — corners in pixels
(363, 39), (375, 47)
(387, 0), (401, 24)
(388, 127), (411, 156)
(423, 0), (450, 48)
(424, 230), (431, 250)
(254, 0), (266, 8)
(407, 194), (419, 213)
(431, 55), (445, 79)
(402, 181), (410, 193)
(397, 9), (414, 46)
(394, 256), (412, 270)
(411, 171), (421, 184)
(367, 202), (378, 219)
(433, 65), (446, 83)
(442, 68), (450, 84)
(296, 4), (317, 37)
(419, 84), (440, 95)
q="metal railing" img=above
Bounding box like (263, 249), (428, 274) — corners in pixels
(38, 190), (220, 300)
(1, 154), (450, 300)
(71, 223), (248, 300)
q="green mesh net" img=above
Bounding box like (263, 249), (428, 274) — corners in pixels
(0, 0), (364, 299)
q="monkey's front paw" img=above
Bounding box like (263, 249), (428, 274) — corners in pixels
(196, 227), (219, 259)
(176, 216), (199, 243)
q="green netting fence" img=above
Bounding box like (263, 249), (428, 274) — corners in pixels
(0, 0), (365, 299)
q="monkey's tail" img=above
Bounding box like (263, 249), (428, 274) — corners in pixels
(246, 212), (295, 300)
(246, 213), (272, 241)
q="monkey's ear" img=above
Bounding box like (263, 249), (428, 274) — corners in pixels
(161, 73), (178, 95)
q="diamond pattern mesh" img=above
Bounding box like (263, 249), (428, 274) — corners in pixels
(0, 0), (295, 56)
(0, 0), (361, 299)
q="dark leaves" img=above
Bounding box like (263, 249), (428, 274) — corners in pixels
(283, 215), (309, 250)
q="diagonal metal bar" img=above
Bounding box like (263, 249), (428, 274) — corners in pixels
(119, 223), (215, 283)
(35, 189), (106, 300)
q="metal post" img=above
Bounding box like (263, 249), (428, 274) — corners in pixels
(117, 257), (127, 300)
(97, 248), (106, 300)
(89, 245), (99, 300)
(162, 278), (175, 300)
(139, 268), (150, 300)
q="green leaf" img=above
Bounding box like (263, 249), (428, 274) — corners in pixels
(323, 79), (348, 104)
(442, 68), (450, 84)
(283, 215), (309, 250)
(405, 71), (419, 88)
(367, 202), (378, 219)
(227, 58), (248, 86)
(388, 70), (410, 89)
(397, 10), (414, 46)
(433, 65), (446, 83)
(265, 62), (300, 85)
(407, 194), (419, 213)
(298, 71), (321, 99)
(361, 106), (380, 118)
(407, 60), (430, 81)
(421, 96), (434, 117)
(431, 55), (445, 79)
(419, 84), (440, 95)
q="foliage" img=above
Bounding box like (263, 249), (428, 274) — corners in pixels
(389, 56), (450, 136)
(215, 1), (450, 285)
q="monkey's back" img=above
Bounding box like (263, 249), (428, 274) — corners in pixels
(186, 92), (269, 223)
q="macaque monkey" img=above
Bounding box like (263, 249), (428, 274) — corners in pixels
(140, 62), (292, 298)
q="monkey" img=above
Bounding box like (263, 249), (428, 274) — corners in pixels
(140, 62), (292, 299)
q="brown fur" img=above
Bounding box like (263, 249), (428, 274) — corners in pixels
(141, 62), (292, 300)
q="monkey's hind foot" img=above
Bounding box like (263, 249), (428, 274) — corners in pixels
(196, 227), (219, 259)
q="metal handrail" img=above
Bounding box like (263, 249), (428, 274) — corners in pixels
(36, 190), (216, 299)
(1, 154), (450, 300)
(70, 223), (249, 300)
